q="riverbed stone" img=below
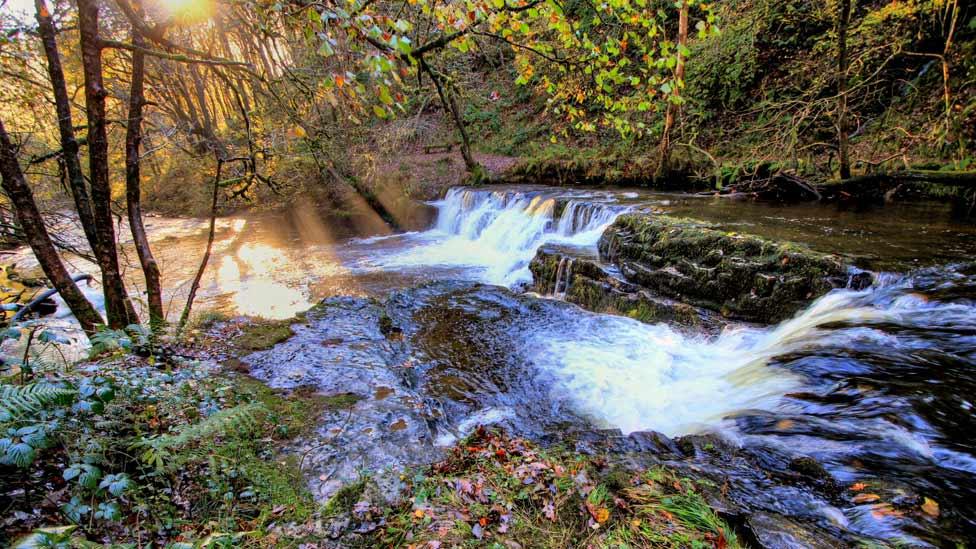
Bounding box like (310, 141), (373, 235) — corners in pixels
(598, 214), (861, 323)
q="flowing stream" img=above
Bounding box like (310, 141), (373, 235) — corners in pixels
(6, 185), (976, 545)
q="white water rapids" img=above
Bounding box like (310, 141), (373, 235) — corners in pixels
(368, 188), (625, 286)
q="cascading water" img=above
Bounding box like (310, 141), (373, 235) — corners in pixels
(524, 270), (976, 439)
(370, 187), (628, 286)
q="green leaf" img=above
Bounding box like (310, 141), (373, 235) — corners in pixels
(12, 526), (78, 549)
(78, 464), (102, 489)
(3, 442), (35, 467)
(99, 473), (133, 496)
(94, 501), (121, 522)
(378, 85), (394, 105)
(62, 496), (91, 523)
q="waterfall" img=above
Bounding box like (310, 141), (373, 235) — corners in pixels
(552, 256), (574, 298)
(376, 188), (627, 286)
(556, 200), (621, 239)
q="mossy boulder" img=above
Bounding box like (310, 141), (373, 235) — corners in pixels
(529, 246), (709, 328)
(598, 214), (861, 323)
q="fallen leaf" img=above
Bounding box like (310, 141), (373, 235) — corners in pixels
(413, 508), (425, 519)
(852, 493), (881, 504)
(850, 482), (867, 492)
(774, 419), (795, 430)
(869, 503), (905, 519)
(921, 497), (939, 517)
(542, 500), (556, 521)
(595, 507), (610, 524)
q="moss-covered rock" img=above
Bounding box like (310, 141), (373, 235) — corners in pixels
(598, 214), (861, 323)
(529, 247), (709, 328)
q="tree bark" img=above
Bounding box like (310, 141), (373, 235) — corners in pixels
(836, 0), (852, 180)
(34, 0), (101, 259)
(77, 0), (136, 328)
(658, 0), (688, 178)
(0, 119), (103, 334)
(124, 10), (164, 330)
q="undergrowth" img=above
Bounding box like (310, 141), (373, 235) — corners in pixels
(0, 325), (321, 547)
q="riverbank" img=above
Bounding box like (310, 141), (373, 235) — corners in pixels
(2, 313), (746, 548)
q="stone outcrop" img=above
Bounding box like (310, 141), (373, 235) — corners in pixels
(529, 246), (711, 329)
(597, 214), (861, 323)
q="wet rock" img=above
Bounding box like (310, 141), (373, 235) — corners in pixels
(529, 246), (716, 329)
(788, 456), (837, 492)
(848, 271), (874, 290)
(627, 430), (683, 456)
(599, 214), (862, 322)
(745, 511), (848, 549)
(243, 296), (443, 501)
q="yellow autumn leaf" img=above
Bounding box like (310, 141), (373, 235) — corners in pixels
(294, 126), (307, 138)
(921, 497), (939, 517)
(413, 508), (425, 519)
(595, 507), (610, 523)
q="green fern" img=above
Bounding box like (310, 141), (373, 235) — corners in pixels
(0, 383), (75, 422)
(141, 402), (264, 450)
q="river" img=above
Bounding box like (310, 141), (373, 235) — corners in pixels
(7, 186), (976, 545)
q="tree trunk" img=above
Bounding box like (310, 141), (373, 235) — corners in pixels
(77, 0), (136, 328)
(124, 13), (164, 330)
(658, 0), (688, 178)
(836, 0), (852, 180)
(0, 119), (103, 334)
(419, 57), (481, 176)
(178, 159), (222, 333)
(34, 0), (102, 259)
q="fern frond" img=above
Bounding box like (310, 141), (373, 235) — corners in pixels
(149, 403), (267, 451)
(0, 383), (75, 422)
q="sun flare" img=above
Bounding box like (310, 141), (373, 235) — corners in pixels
(156, 0), (215, 23)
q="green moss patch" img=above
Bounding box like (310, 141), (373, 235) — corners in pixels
(236, 319), (296, 351)
(321, 391), (363, 410)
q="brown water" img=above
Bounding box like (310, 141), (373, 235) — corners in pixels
(656, 194), (976, 271)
